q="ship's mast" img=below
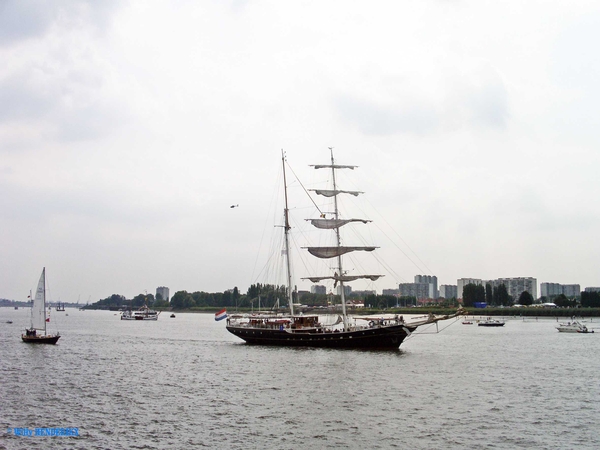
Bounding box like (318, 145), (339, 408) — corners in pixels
(42, 268), (47, 335)
(329, 148), (349, 331)
(282, 151), (295, 316)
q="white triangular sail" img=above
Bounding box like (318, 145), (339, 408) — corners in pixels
(31, 268), (46, 332)
(306, 246), (377, 259)
(308, 218), (370, 229)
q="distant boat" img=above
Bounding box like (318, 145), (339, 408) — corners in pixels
(121, 305), (160, 321)
(462, 320), (474, 325)
(22, 268), (61, 344)
(56, 302), (65, 312)
(478, 318), (505, 327)
(170, 314), (176, 318)
(556, 319), (593, 333)
(14, 306), (18, 310)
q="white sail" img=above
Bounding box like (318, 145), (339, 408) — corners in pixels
(31, 268), (46, 331)
(311, 189), (363, 198)
(308, 218), (370, 230)
(306, 246), (377, 259)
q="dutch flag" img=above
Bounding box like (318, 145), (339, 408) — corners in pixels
(215, 309), (227, 321)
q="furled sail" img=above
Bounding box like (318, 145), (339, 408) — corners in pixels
(305, 246), (377, 259)
(311, 189), (363, 198)
(308, 218), (371, 229)
(311, 164), (357, 170)
(303, 275), (383, 283)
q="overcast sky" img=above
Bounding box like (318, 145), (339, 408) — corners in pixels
(2, 1), (599, 303)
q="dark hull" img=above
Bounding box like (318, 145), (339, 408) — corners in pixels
(226, 324), (417, 350)
(478, 323), (504, 327)
(22, 335), (61, 344)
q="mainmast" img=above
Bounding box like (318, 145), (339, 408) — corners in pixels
(282, 151), (295, 316)
(329, 148), (349, 331)
(42, 268), (47, 335)
(303, 149), (384, 332)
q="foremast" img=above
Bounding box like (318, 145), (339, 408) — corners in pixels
(304, 148), (383, 332)
(282, 151), (295, 316)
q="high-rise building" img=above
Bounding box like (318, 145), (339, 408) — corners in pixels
(337, 285), (352, 296)
(495, 278), (537, 302)
(439, 285), (457, 299)
(156, 286), (170, 302)
(414, 275), (438, 298)
(458, 277), (537, 301)
(457, 278), (484, 300)
(541, 283), (580, 298)
(399, 283), (430, 299)
(310, 285), (327, 295)
(563, 285), (580, 297)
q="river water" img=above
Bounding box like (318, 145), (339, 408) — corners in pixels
(1, 308), (599, 449)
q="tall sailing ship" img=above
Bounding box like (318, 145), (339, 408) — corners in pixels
(225, 150), (462, 349)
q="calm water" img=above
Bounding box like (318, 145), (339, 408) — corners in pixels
(1, 308), (599, 450)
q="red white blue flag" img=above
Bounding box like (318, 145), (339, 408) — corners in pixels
(215, 309), (227, 321)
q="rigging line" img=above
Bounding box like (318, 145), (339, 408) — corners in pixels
(250, 165), (283, 285)
(372, 221), (429, 275)
(369, 203), (433, 274)
(408, 316), (462, 337)
(336, 183), (431, 276)
(285, 160), (324, 217)
(343, 169), (434, 275)
(345, 222), (407, 284)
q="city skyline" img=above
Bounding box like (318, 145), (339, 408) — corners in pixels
(2, 2), (600, 303)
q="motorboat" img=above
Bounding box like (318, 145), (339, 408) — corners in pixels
(478, 318), (505, 327)
(556, 319), (593, 333)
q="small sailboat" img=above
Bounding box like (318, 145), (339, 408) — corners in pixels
(22, 268), (61, 344)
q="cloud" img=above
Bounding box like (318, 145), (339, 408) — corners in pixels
(0, 1), (118, 46)
(0, 2), (128, 148)
(334, 95), (440, 136)
(0, 1), (56, 45)
(467, 79), (509, 129)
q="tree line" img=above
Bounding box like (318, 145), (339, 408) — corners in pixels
(88, 283), (600, 310)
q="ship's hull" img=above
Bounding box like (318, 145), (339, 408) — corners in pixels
(22, 334), (61, 344)
(226, 324), (417, 349)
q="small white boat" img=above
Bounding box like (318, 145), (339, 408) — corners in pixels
(478, 318), (505, 327)
(121, 305), (160, 321)
(556, 320), (593, 333)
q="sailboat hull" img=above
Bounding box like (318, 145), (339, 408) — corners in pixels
(226, 324), (417, 350)
(21, 334), (61, 345)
